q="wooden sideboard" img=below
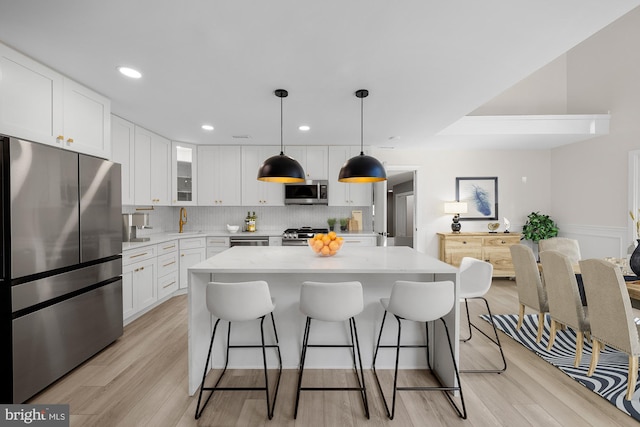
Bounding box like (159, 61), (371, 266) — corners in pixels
(437, 232), (522, 277)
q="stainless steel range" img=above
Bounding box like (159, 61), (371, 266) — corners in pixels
(282, 227), (329, 246)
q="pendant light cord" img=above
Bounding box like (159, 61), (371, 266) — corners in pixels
(280, 94), (284, 155)
(360, 94), (364, 155)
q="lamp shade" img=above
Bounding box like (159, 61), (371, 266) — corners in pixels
(338, 153), (387, 183)
(257, 153), (305, 183)
(444, 201), (468, 214)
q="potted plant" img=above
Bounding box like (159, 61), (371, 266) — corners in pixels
(339, 218), (349, 232)
(327, 218), (337, 231)
(521, 212), (558, 258)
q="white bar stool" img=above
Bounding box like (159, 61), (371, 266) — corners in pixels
(294, 281), (369, 419)
(459, 257), (507, 373)
(372, 280), (467, 420)
(195, 280), (282, 420)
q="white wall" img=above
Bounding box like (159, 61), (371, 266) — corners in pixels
(551, 7), (640, 256)
(374, 148), (551, 255)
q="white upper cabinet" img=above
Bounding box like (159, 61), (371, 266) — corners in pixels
(0, 42), (111, 158)
(172, 141), (197, 206)
(241, 146), (284, 206)
(134, 126), (171, 206)
(197, 145), (242, 206)
(61, 78), (111, 158)
(0, 42), (63, 145)
(286, 145), (328, 180)
(328, 146), (372, 206)
(111, 115), (135, 205)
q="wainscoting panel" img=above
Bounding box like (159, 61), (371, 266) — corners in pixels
(559, 224), (628, 259)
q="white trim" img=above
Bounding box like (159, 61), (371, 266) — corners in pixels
(559, 223), (627, 258)
(629, 150), (640, 240)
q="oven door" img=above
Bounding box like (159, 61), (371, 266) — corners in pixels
(282, 239), (309, 247)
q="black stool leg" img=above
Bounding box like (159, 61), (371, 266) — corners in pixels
(350, 317), (370, 419)
(195, 318), (221, 419)
(294, 317), (312, 419)
(460, 297), (507, 374)
(461, 298), (473, 342)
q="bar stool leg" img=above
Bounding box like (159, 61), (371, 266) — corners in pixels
(294, 317), (312, 419)
(461, 299), (473, 342)
(349, 317), (370, 418)
(459, 297), (507, 373)
(195, 318), (221, 419)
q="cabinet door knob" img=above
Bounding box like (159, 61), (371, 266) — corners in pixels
(463, 241), (467, 244)
(57, 135), (64, 140)
(67, 138), (74, 143)
(181, 254), (185, 257)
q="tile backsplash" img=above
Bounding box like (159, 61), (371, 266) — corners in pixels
(123, 205), (372, 235)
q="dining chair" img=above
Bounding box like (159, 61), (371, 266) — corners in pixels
(510, 244), (549, 343)
(458, 257), (507, 373)
(195, 280), (282, 420)
(539, 237), (581, 265)
(579, 258), (640, 400)
(539, 251), (590, 367)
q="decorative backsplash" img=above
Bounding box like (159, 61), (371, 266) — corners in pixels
(123, 205), (372, 235)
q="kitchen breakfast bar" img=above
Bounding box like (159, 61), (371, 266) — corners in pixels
(187, 246), (459, 395)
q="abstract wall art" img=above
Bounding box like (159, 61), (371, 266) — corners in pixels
(455, 177), (498, 220)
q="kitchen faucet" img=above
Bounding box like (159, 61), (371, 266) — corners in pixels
(179, 207), (188, 233)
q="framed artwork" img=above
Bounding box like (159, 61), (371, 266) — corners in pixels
(455, 177), (498, 220)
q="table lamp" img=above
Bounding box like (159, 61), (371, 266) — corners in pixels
(444, 201), (468, 233)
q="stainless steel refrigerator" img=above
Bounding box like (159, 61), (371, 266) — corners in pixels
(0, 136), (123, 403)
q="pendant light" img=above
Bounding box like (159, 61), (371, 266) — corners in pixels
(257, 89), (305, 183)
(338, 89), (387, 183)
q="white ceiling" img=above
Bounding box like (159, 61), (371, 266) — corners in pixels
(0, 1), (637, 150)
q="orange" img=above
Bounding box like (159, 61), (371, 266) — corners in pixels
(313, 240), (324, 251)
(328, 231), (337, 240)
(320, 246), (331, 256)
(329, 241), (340, 251)
(315, 233), (325, 241)
(322, 235), (331, 245)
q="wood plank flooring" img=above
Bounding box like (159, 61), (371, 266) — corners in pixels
(28, 279), (640, 426)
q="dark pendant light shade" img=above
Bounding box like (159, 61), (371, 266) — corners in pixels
(257, 89), (305, 183)
(338, 89), (387, 183)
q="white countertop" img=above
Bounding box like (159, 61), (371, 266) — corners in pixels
(189, 245), (455, 274)
(122, 230), (378, 251)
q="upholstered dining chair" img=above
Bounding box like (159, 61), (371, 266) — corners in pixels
(539, 237), (581, 265)
(539, 251), (590, 367)
(510, 244), (549, 343)
(579, 258), (640, 400)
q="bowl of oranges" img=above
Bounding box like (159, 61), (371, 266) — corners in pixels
(308, 231), (344, 257)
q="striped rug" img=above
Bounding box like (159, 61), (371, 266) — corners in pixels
(481, 313), (640, 421)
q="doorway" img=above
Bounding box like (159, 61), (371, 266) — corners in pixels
(373, 167), (417, 247)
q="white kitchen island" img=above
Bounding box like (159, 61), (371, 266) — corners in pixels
(187, 246), (459, 395)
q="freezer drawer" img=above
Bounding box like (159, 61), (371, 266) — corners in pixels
(12, 279), (123, 403)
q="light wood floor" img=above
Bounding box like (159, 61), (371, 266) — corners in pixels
(29, 279), (640, 426)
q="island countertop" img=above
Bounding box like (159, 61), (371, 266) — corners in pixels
(189, 245), (457, 274)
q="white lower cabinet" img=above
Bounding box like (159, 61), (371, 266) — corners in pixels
(206, 236), (230, 258)
(179, 237), (206, 289)
(157, 240), (179, 299)
(340, 235), (377, 247)
(122, 255), (157, 320)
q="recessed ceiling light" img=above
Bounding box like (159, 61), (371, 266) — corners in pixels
(298, 125), (310, 131)
(117, 66), (142, 79)
(201, 124), (214, 131)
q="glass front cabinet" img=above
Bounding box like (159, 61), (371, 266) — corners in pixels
(172, 141), (197, 205)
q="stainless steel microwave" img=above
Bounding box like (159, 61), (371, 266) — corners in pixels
(284, 180), (328, 205)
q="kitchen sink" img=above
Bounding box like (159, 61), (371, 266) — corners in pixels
(167, 231), (203, 236)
